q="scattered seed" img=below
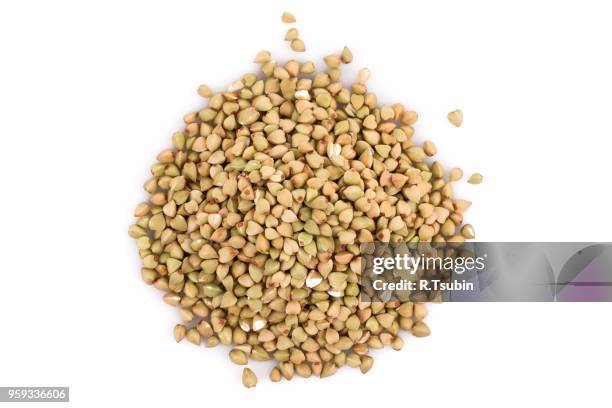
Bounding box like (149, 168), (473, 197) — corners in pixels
(423, 140), (437, 156)
(186, 328), (201, 345)
(448, 109), (463, 127)
(242, 368), (258, 388)
(412, 321), (431, 337)
(229, 349), (249, 365)
(414, 303), (428, 320)
(320, 361), (337, 378)
(290, 39), (305, 52)
(358, 68), (371, 84)
(324, 54), (341, 69)
(300, 61), (315, 74)
(285, 28), (299, 41)
(281, 12), (296, 23)
(401, 110), (418, 125)
(449, 167), (463, 182)
(461, 224), (476, 239)
(173, 324), (186, 342)
(270, 367), (282, 382)
(360, 355), (374, 374)
(391, 336), (404, 351)
(467, 173), (483, 184)
(197, 84), (213, 98)
(253, 50), (271, 64)
(340, 46), (353, 64)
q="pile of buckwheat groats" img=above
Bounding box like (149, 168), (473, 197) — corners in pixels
(129, 11), (480, 388)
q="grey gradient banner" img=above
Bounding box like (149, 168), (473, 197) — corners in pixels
(360, 242), (612, 302)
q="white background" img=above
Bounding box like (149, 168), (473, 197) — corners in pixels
(1, 0), (611, 406)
